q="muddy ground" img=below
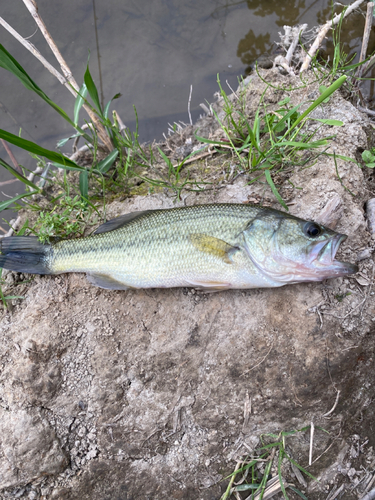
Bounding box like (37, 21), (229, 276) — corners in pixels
(1, 68), (375, 500)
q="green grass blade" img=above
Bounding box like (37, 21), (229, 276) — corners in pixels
(264, 170), (288, 210)
(52, 161), (86, 172)
(194, 134), (231, 146)
(272, 104), (301, 132)
(0, 130), (84, 170)
(248, 127), (262, 154)
(278, 449), (289, 500)
(234, 484), (259, 491)
(104, 93), (122, 120)
(289, 486), (308, 500)
(258, 460), (272, 500)
(310, 118), (343, 126)
(157, 147), (174, 178)
(224, 458), (268, 480)
(16, 219), (29, 236)
(74, 83), (88, 126)
(284, 454), (317, 481)
(57, 133), (81, 148)
(277, 140), (328, 149)
(79, 170), (89, 201)
(325, 153), (358, 165)
(96, 149), (119, 173)
(0, 44), (78, 130)
(0, 190), (38, 212)
(84, 64), (103, 117)
(259, 441), (283, 450)
(286, 75), (347, 136)
(0, 157), (40, 190)
(254, 109), (261, 144)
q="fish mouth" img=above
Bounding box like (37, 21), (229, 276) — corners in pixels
(310, 234), (358, 277)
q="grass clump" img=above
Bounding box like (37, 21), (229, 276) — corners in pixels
(31, 195), (91, 244)
(196, 74), (347, 209)
(221, 425), (323, 500)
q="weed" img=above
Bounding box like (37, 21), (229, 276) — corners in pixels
(362, 148), (375, 168)
(335, 292), (352, 302)
(0, 268), (24, 309)
(17, 193), (96, 244)
(33, 195), (91, 243)
(221, 425), (323, 500)
(196, 74), (346, 209)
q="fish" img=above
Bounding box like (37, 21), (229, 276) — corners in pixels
(0, 204), (358, 291)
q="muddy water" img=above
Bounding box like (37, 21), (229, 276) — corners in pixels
(0, 0), (370, 229)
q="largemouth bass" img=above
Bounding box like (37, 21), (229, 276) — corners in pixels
(0, 204), (357, 290)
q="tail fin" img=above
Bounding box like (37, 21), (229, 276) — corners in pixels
(0, 236), (52, 274)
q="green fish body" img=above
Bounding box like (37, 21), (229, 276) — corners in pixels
(0, 204), (358, 290)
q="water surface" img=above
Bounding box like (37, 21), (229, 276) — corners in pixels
(0, 0), (371, 229)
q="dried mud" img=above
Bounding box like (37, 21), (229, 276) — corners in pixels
(1, 69), (375, 500)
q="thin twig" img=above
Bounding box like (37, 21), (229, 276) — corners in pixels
(22, 0), (72, 78)
(9, 0), (113, 151)
(69, 144), (91, 163)
(300, 0), (365, 72)
(113, 110), (126, 133)
(188, 85), (193, 126)
(327, 484), (345, 500)
(286, 24), (308, 65)
(2, 216), (21, 238)
(322, 390), (341, 417)
(311, 427), (342, 466)
(356, 2), (374, 79)
(0, 139), (23, 174)
(0, 179), (19, 187)
(240, 343), (274, 376)
(362, 53), (375, 77)
(221, 461), (242, 500)
(359, 105), (375, 117)
(242, 391), (251, 431)
(360, 486), (375, 500)
(321, 296), (367, 319)
(274, 23), (307, 74)
(363, 476), (375, 497)
(226, 80), (239, 100)
(309, 421), (314, 465)
(0, 16), (66, 85)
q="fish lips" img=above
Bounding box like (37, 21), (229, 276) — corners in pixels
(309, 234), (358, 277)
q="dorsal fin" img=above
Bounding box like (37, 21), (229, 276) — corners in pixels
(93, 210), (154, 235)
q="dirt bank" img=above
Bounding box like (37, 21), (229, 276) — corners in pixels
(1, 68), (375, 500)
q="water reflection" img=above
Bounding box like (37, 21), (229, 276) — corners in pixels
(237, 30), (271, 67)
(246, 0), (306, 26)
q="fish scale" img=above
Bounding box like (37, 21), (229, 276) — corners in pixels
(49, 204), (262, 288)
(0, 204), (358, 290)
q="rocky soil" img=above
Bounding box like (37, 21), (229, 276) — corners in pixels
(1, 68), (375, 500)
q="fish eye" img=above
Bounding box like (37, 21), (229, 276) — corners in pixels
(303, 222), (322, 238)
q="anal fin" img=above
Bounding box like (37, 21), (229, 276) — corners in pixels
(185, 278), (232, 291)
(86, 273), (132, 290)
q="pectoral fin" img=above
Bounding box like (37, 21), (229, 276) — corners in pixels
(86, 273), (132, 290)
(190, 233), (238, 264)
